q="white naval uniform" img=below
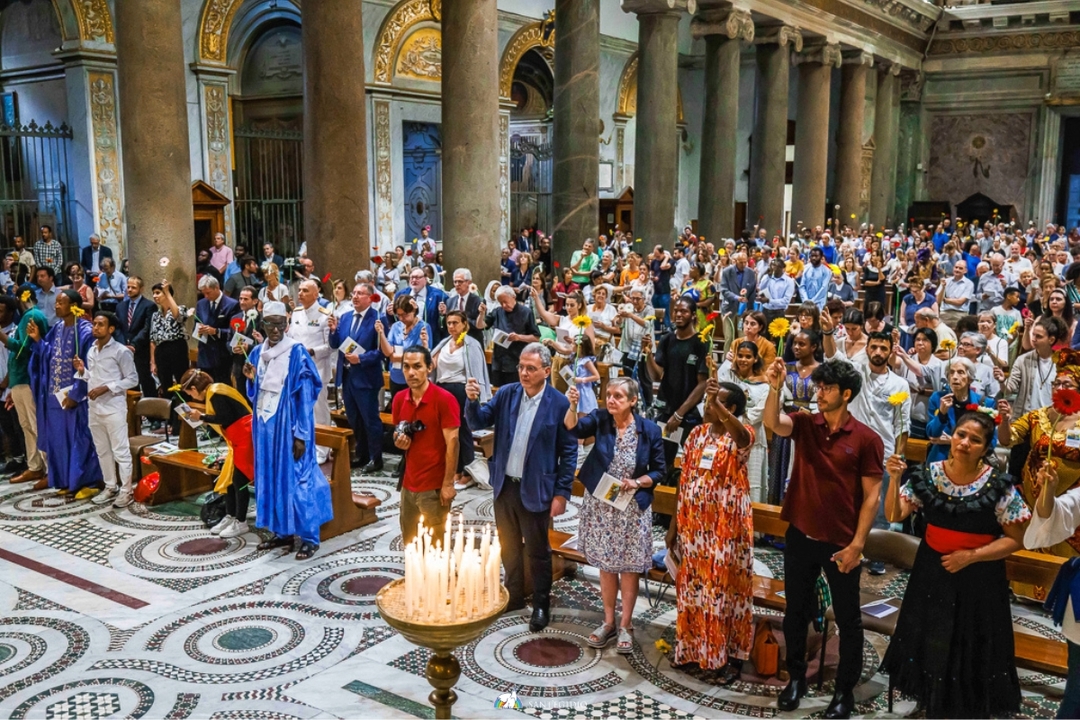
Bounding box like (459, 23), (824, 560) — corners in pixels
(288, 303), (332, 463)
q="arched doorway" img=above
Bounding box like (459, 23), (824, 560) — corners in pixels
(509, 48), (554, 235)
(231, 20), (304, 257)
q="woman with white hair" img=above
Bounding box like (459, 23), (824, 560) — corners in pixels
(925, 356), (997, 464)
(957, 331), (1002, 398)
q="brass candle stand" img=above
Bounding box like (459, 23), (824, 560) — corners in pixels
(376, 578), (508, 719)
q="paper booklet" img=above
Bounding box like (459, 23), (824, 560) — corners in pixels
(337, 337), (362, 356)
(491, 329), (511, 348)
(194, 322), (208, 343)
(593, 472), (633, 511)
(175, 403), (203, 428)
(53, 385), (73, 406)
(229, 332), (254, 352)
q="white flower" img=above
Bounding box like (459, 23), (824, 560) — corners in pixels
(246, 309), (258, 321)
(159, 257), (170, 267)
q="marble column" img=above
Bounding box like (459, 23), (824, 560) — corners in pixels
(693, 8), (753, 242)
(790, 43), (841, 230)
(870, 64), (901, 226)
(833, 52), (872, 228)
(748, 26), (801, 237)
(114, 0), (194, 299)
(302, 0), (370, 278)
(623, 0), (690, 245)
(442, 0), (501, 284)
(553, 0), (600, 259)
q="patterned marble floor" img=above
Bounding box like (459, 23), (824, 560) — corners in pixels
(0, 451), (1068, 719)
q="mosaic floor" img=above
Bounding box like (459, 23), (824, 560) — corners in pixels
(0, 450), (1068, 719)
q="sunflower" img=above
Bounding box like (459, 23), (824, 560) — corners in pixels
(888, 390), (910, 406)
(167, 384), (182, 393)
(939, 338), (957, 352)
(768, 318), (791, 339)
(456, 331), (467, 344)
(571, 315), (592, 329)
(71, 306), (85, 318)
(654, 638), (672, 654)
(19, 290), (30, 303)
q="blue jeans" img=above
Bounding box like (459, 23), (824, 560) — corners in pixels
(652, 292), (671, 329)
(1060, 640), (1080, 718)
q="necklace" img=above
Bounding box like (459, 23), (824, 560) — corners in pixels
(1037, 354), (1054, 388)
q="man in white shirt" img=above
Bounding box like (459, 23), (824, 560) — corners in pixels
(976, 254), (1014, 314)
(287, 279), (332, 463)
(670, 246), (691, 293)
(72, 311), (139, 508)
(940, 262), (975, 328)
(1005, 243), (1033, 277)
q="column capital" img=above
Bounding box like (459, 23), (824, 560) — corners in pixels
(842, 50), (874, 67)
(878, 60), (903, 76)
(792, 42), (842, 68)
(189, 62), (236, 81)
(753, 25), (803, 53)
(621, 0), (695, 17)
(691, 9), (754, 42)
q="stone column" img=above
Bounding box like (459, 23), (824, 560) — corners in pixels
(622, 0), (690, 245)
(115, 0), (194, 299)
(870, 64), (901, 226)
(833, 52), (872, 227)
(693, 8), (753, 242)
(790, 43), (841, 230)
(553, 0), (600, 258)
(302, 0), (370, 278)
(747, 26), (801, 237)
(442, 0), (501, 284)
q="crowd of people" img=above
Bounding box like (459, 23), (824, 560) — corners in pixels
(8, 216), (1080, 717)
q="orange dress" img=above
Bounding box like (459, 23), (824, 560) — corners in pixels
(674, 423), (755, 669)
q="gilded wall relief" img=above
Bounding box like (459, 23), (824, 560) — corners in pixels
(72, 0), (114, 44)
(396, 27), (442, 81)
(374, 99), (395, 250)
(204, 82), (233, 240)
(88, 70), (123, 248)
(373, 0), (436, 84)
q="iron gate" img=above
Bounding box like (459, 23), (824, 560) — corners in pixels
(234, 126), (304, 257)
(0, 120), (74, 253)
(510, 134), (552, 234)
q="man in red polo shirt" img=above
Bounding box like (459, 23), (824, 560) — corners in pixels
(392, 345), (460, 545)
(763, 357), (884, 720)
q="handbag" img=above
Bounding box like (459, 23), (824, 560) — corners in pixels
(199, 492), (228, 528)
(750, 619), (779, 677)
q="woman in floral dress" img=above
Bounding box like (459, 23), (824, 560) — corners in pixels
(666, 379), (754, 684)
(565, 378), (666, 655)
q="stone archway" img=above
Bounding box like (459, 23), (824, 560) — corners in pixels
(49, 0), (114, 45)
(197, 0), (301, 65)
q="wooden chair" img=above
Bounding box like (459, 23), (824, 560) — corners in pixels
(129, 398), (173, 481)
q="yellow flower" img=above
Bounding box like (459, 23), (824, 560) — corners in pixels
(698, 324), (714, 342)
(19, 290), (30, 303)
(167, 384), (182, 393)
(635, 237), (642, 243)
(876, 232), (884, 238)
(654, 638), (672, 654)
(456, 331), (467, 344)
(571, 315), (592, 329)
(643, 315), (656, 323)
(768, 318), (791, 338)
(939, 338), (957, 351)
(71, 306), (86, 319)
(828, 263), (842, 274)
(850, 213), (857, 219)
(1009, 320), (1021, 334)
(888, 390), (910, 406)
(718, 249), (726, 256)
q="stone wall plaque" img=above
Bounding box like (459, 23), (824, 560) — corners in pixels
(1052, 56), (1080, 98)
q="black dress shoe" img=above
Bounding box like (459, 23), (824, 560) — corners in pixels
(823, 690), (855, 719)
(350, 457), (365, 469)
(360, 461), (383, 474)
(777, 677), (806, 711)
(529, 606), (549, 632)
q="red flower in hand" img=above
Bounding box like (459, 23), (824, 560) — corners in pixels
(706, 311), (721, 322)
(371, 293), (381, 303)
(1053, 388), (1080, 416)
(553, 261), (561, 269)
(372, 255), (383, 265)
(230, 317), (245, 333)
(321, 272), (332, 284)
(965, 403), (979, 412)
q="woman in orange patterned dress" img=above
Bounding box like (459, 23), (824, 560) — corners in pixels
(666, 379), (754, 685)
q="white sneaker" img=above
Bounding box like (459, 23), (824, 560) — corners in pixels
(209, 516), (232, 535)
(92, 487), (118, 505)
(219, 517), (247, 539)
(453, 477), (476, 492)
(113, 490), (133, 508)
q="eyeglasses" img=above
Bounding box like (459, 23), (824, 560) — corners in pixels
(1051, 379), (1077, 389)
(517, 364), (544, 374)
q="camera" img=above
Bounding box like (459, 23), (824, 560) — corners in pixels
(394, 420), (426, 438)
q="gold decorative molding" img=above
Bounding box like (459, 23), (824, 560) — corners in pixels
(72, 0), (114, 44)
(88, 70), (123, 248)
(396, 27), (442, 81)
(373, 99), (394, 250)
(929, 30), (1080, 56)
(499, 110), (510, 243)
(615, 52), (684, 124)
(498, 19), (556, 100)
(373, 0), (436, 84)
(198, 0), (301, 64)
(860, 138), (875, 220)
(203, 82), (233, 241)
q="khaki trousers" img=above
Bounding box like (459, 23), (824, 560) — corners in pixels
(10, 384), (44, 472)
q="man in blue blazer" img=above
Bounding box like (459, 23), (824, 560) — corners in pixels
(395, 267), (449, 345)
(465, 342), (576, 632)
(195, 275), (241, 384)
(330, 281), (385, 473)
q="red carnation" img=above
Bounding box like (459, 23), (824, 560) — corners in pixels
(965, 403), (978, 412)
(706, 311), (720, 322)
(372, 255), (384, 265)
(553, 261), (561, 268)
(1053, 388), (1080, 416)
(371, 293), (381, 302)
(406, 249), (413, 256)
(230, 317), (245, 333)
(322, 272), (332, 284)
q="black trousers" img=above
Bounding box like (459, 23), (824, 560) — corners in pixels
(438, 381), (475, 473)
(783, 526), (864, 692)
(494, 478), (552, 608)
(342, 382), (382, 466)
(155, 339), (189, 434)
(225, 468), (250, 520)
(0, 402), (24, 459)
(201, 356), (233, 386)
(133, 348), (155, 399)
(622, 355), (652, 407)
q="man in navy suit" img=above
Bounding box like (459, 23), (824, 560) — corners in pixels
(330, 281), (384, 472)
(395, 267), (449, 345)
(195, 275), (241, 384)
(115, 276), (155, 398)
(465, 343), (576, 632)
(80, 233), (113, 274)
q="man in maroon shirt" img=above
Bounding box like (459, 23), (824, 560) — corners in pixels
(764, 357), (884, 719)
(392, 345), (460, 545)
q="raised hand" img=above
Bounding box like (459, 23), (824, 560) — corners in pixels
(465, 377), (481, 401)
(765, 357), (786, 389)
(375, 320), (384, 336)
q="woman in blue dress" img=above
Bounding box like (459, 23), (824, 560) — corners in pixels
(572, 333), (601, 417)
(376, 295), (430, 399)
(899, 277), (938, 351)
(925, 356), (996, 464)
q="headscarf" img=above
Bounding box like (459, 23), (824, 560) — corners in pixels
(1056, 348), (1080, 383)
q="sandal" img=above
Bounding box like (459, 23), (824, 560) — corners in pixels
(615, 626), (635, 655)
(257, 535), (293, 552)
(713, 660), (741, 686)
(587, 622), (616, 649)
(295, 541), (319, 560)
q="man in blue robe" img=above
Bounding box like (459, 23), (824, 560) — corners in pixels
(28, 289), (101, 495)
(243, 301), (332, 560)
